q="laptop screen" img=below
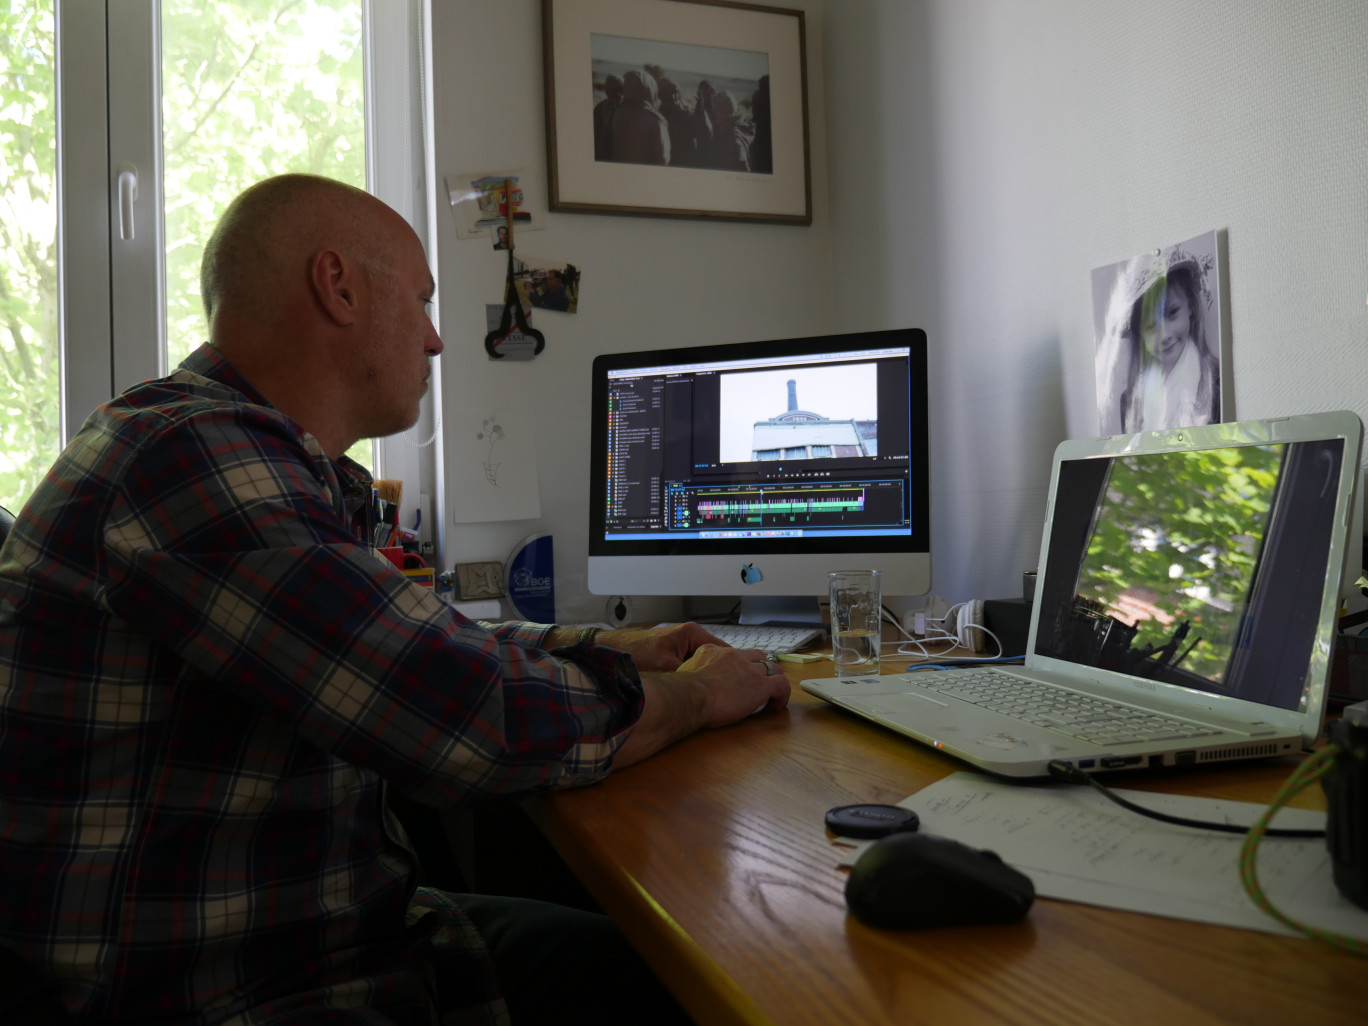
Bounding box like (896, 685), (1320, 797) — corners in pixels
(1033, 437), (1346, 714)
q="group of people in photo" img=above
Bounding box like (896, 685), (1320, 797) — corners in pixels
(593, 66), (772, 174)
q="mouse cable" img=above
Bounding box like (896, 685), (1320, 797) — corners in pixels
(1235, 745), (1367, 955)
(1045, 760), (1325, 838)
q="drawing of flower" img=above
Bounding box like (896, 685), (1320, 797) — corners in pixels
(476, 417), (505, 486)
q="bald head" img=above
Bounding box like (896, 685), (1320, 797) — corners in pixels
(197, 174), (441, 458)
(200, 174), (395, 329)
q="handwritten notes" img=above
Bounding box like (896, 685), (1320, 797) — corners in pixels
(839, 771), (1368, 941)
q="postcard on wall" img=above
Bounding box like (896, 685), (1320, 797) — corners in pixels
(445, 168), (547, 244)
(449, 405), (542, 524)
(1092, 229), (1227, 435)
(511, 254), (581, 314)
(484, 303), (539, 361)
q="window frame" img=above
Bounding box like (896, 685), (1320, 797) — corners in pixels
(54, 0), (442, 561)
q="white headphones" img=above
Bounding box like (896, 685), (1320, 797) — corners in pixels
(955, 599), (987, 653)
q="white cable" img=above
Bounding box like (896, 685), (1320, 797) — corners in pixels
(883, 600), (1009, 662)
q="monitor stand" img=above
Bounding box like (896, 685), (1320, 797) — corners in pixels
(738, 596), (823, 626)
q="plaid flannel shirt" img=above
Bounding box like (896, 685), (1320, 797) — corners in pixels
(0, 344), (643, 1024)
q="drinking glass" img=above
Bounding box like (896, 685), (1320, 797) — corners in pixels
(828, 569), (882, 676)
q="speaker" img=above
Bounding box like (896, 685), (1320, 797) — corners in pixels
(983, 598), (1032, 658)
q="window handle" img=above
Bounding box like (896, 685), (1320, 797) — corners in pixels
(117, 166), (139, 241)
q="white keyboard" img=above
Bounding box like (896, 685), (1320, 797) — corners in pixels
(664, 622), (825, 656)
(917, 667), (1219, 745)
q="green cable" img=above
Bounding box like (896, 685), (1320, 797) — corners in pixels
(1237, 745), (1368, 956)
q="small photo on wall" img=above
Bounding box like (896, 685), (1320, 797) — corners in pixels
(445, 169), (546, 243)
(1092, 229), (1226, 435)
(512, 255), (581, 314)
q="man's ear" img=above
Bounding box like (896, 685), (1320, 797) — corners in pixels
(310, 248), (358, 325)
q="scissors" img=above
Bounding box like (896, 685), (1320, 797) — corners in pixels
(483, 178), (545, 359)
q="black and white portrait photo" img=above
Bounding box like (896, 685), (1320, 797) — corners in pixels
(1092, 230), (1225, 435)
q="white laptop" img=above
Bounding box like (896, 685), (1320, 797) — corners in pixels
(803, 411), (1364, 778)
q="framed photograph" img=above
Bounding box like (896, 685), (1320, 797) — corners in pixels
(542, 0), (811, 224)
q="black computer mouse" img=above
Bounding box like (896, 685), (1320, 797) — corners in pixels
(844, 831), (1035, 930)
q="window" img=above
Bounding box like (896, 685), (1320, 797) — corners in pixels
(160, 0), (371, 467)
(0, 1), (438, 543)
(160, 2), (368, 367)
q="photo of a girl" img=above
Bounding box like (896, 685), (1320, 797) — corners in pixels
(1093, 231), (1224, 435)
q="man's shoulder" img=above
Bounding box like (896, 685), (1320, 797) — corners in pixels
(70, 369), (312, 492)
(99, 370), (284, 442)
(116, 370), (244, 414)
(110, 349), (284, 434)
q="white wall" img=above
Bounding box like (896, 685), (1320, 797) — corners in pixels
(826, 0), (1368, 607)
(430, 0), (835, 624)
(432, 0), (1368, 625)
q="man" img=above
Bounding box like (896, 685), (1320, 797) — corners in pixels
(701, 91), (752, 173)
(528, 268), (570, 312)
(610, 70), (669, 166)
(592, 74), (622, 163)
(0, 174), (789, 1023)
(655, 78), (696, 168)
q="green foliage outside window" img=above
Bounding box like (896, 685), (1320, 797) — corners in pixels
(0, 3), (58, 512)
(0, 0), (368, 514)
(160, 0), (365, 367)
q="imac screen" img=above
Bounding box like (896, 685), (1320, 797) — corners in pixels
(588, 328), (930, 609)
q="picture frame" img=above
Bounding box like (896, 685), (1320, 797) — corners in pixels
(542, 0), (811, 225)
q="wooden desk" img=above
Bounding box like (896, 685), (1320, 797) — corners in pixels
(525, 658), (1368, 1026)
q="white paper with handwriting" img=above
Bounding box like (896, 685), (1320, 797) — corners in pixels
(837, 771), (1368, 940)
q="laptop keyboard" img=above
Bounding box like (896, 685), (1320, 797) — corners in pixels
(674, 622), (825, 656)
(913, 667), (1222, 745)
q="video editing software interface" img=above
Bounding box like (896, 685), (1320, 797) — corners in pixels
(597, 338), (918, 552)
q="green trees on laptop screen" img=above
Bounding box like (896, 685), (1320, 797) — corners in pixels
(1078, 445), (1284, 686)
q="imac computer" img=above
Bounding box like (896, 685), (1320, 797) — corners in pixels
(588, 328), (930, 623)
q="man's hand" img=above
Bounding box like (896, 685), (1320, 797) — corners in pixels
(612, 643), (790, 768)
(592, 621), (730, 671)
(672, 642), (792, 726)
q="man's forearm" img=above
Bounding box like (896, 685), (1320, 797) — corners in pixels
(540, 625), (601, 650)
(612, 672), (709, 768)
